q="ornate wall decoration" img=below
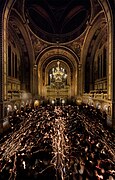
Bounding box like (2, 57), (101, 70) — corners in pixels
(29, 31), (48, 58)
(67, 37), (85, 58)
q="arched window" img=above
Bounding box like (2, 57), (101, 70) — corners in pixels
(8, 45), (11, 76)
(15, 54), (17, 78)
(103, 47), (107, 77)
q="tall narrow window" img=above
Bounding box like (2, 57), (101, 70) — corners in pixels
(15, 54), (17, 78)
(103, 47), (107, 77)
(17, 58), (20, 79)
(98, 55), (102, 79)
(101, 54), (103, 78)
(97, 56), (100, 79)
(12, 52), (14, 77)
(8, 45), (11, 76)
(94, 60), (98, 81)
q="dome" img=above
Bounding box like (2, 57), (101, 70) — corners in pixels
(25, 0), (91, 43)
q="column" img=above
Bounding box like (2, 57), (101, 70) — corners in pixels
(78, 64), (82, 96)
(0, 13), (3, 133)
(112, 12), (115, 129)
(33, 64), (38, 99)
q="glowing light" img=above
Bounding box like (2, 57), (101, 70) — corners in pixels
(52, 100), (55, 104)
(21, 92), (28, 100)
(22, 161), (26, 169)
(50, 61), (67, 84)
(7, 105), (12, 112)
(62, 99), (65, 104)
(34, 100), (39, 107)
(14, 105), (17, 110)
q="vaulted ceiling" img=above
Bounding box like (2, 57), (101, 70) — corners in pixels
(24, 0), (91, 43)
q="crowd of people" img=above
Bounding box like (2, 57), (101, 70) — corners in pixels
(0, 103), (114, 180)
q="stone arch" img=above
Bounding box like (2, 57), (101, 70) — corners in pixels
(81, 0), (113, 100)
(2, 0), (35, 98)
(36, 46), (79, 98)
(2, 0), (17, 100)
(36, 46), (79, 65)
(9, 10), (34, 93)
(81, 11), (107, 93)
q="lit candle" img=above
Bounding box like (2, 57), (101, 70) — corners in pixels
(22, 161), (26, 169)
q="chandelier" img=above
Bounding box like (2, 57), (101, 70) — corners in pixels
(49, 61), (67, 88)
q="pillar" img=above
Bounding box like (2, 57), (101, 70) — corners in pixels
(112, 8), (115, 129)
(78, 64), (82, 96)
(0, 13), (3, 133)
(33, 64), (38, 99)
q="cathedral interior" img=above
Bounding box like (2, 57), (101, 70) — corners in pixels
(0, 0), (115, 179)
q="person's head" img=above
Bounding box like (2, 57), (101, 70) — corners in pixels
(108, 175), (114, 180)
